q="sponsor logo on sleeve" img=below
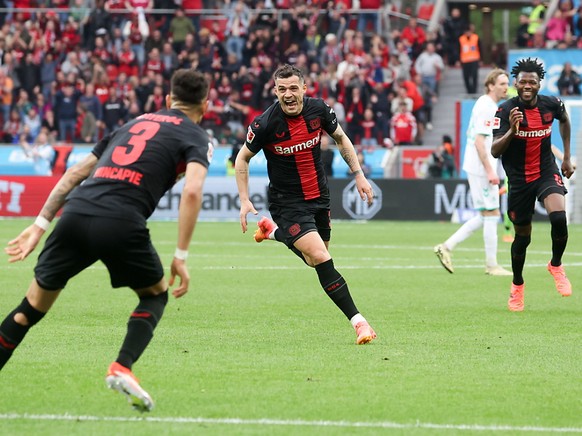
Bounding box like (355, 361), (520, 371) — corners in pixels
(246, 126), (255, 144)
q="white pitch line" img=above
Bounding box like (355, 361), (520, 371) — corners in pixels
(0, 413), (582, 433)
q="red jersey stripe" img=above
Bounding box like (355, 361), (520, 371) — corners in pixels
(523, 108), (543, 183)
(287, 116), (321, 200)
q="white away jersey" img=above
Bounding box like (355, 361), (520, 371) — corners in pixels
(462, 94), (500, 176)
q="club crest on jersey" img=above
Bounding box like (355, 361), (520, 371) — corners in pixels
(309, 118), (321, 130)
(543, 112), (553, 123)
(246, 126), (255, 143)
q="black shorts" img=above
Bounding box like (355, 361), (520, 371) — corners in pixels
(269, 196), (331, 248)
(507, 172), (567, 225)
(34, 212), (164, 290)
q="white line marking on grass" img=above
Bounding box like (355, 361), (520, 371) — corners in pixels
(0, 413), (581, 433)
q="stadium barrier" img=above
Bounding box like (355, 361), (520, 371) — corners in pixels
(2, 175), (554, 222)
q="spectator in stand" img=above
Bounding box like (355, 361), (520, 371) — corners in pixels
(160, 42), (179, 80)
(22, 106), (42, 141)
(16, 51), (40, 99)
(83, 0), (111, 49)
(3, 109), (23, 144)
(545, 9), (569, 48)
(19, 130), (55, 176)
(527, 0), (546, 38)
(414, 42), (444, 96)
(0, 67), (14, 125)
(319, 33), (342, 70)
(79, 82), (103, 123)
(360, 108), (379, 149)
(225, 1), (250, 62)
(390, 101), (417, 146)
(459, 24), (481, 94)
(54, 83), (81, 142)
(400, 16), (426, 60)
(39, 52), (58, 101)
(15, 89), (34, 119)
(34, 93), (52, 121)
(168, 8), (196, 55)
(144, 84), (165, 113)
(41, 108), (58, 142)
(558, 62), (581, 95)
(76, 102), (97, 143)
(145, 28), (164, 54)
(345, 86), (366, 146)
(101, 86), (126, 135)
(443, 7), (465, 66)
(201, 88), (225, 130)
(144, 47), (164, 77)
(516, 14), (531, 48)
(123, 9), (149, 67)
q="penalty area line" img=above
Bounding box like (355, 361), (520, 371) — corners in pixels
(0, 413), (582, 432)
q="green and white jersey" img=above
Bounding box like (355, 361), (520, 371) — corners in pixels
(462, 94), (499, 177)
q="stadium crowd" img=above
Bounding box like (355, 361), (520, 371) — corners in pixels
(0, 0), (578, 167)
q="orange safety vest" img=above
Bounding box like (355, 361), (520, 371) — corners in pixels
(459, 33), (480, 63)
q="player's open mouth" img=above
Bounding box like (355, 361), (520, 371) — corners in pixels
(285, 100), (297, 109)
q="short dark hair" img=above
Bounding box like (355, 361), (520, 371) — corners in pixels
(273, 64), (304, 83)
(170, 69), (209, 106)
(511, 57), (545, 80)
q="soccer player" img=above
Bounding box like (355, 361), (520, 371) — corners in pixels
(1, 69), (212, 411)
(434, 68), (512, 276)
(491, 57), (575, 312)
(235, 64), (377, 345)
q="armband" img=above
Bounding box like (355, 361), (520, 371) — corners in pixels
(174, 248), (188, 260)
(34, 216), (51, 231)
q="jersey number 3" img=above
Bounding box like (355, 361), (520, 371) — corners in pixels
(112, 121), (161, 166)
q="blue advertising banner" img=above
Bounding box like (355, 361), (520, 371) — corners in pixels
(507, 49), (582, 96)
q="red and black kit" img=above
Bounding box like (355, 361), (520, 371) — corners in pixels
(494, 95), (567, 224)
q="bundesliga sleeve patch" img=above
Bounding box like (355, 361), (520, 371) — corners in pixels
(492, 117), (500, 129)
(246, 126), (255, 144)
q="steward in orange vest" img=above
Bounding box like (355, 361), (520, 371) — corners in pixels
(459, 27), (481, 94)
(459, 31), (480, 64)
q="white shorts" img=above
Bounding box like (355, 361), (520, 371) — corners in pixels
(467, 173), (500, 211)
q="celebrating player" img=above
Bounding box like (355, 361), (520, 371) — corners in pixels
(2, 69), (212, 411)
(235, 64), (377, 345)
(492, 57), (575, 311)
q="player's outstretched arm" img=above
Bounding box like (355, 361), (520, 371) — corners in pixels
(330, 124), (374, 205)
(169, 161), (207, 298)
(4, 153), (98, 263)
(558, 110), (575, 179)
(234, 145), (258, 233)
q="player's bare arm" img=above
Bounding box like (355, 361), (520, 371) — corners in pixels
(492, 107), (523, 158)
(474, 134), (499, 184)
(5, 153), (98, 263)
(558, 109), (574, 179)
(169, 162), (208, 299)
(330, 124), (374, 205)
(234, 144), (258, 232)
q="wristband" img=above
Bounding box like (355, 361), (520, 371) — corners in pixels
(352, 169), (363, 176)
(34, 216), (51, 231)
(174, 248), (188, 260)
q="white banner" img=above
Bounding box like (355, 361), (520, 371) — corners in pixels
(152, 176), (271, 221)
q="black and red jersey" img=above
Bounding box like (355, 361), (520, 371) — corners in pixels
(245, 97), (338, 201)
(494, 95), (564, 185)
(65, 109), (211, 223)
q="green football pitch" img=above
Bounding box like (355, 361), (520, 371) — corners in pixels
(1, 219), (581, 435)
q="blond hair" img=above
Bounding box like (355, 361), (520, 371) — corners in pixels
(484, 68), (508, 92)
